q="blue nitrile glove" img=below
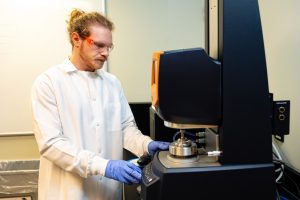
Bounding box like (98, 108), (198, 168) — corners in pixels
(148, 141), (170, 156)
(105, 160), (142, 184)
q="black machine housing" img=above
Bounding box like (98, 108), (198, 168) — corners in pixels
(141, 0), (276, 199)
(156, 48), (221, 125)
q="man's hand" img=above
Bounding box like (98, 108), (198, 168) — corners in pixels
(148, 141), (170, 156)
(105, 160), (142, 184)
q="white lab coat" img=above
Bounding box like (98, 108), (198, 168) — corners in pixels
(31, 59), (152, 200)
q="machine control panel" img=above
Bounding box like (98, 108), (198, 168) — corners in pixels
(142, 164), (157, 184)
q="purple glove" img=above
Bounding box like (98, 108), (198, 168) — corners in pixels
(148, 141), (170, 156)
(105, 160), (142, 184)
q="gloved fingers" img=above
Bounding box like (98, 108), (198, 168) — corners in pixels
(127, 162), (142, 173)
(104, 160), (139, 184)
(122, 172), (140, 184)
(148, 141), (170, 156)
(123, 163), (142, 184)
(157, 141), (170, 150)
(119, 174), (138, 185)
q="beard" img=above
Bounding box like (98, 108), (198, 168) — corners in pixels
(93, 58), (105, 69)
(78, 47), (106, 71)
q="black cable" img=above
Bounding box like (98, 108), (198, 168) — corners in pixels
(272, 143), (300, 199)
(280, 186), (300, 200)
(283, 170), (300, 198)
(275, 188), (281, 200)
(273, 158), (300, 199)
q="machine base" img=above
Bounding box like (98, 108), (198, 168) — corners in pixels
(141, 152), (275, 200)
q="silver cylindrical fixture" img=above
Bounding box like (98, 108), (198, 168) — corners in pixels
(169, 138), (198, 157)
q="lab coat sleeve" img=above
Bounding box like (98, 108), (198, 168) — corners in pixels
(31, 75), (108, 178)
(119, 87), (153, 157)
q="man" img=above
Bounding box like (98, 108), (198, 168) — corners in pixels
(31, 9), (169, 200)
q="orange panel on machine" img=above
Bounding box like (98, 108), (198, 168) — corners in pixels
(151, 51), (164, 108)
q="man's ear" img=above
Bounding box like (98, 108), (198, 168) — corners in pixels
(71, 32), (81, 47)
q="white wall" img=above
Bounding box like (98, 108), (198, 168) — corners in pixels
(259, 0), (300, 171)
(0, 0), (104, 160)
(106, 0), (205, 102)
(0, 0), (103, 134)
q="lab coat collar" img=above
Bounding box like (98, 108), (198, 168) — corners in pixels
(61, 58), (104, 78)
(61, 59), (77, 73)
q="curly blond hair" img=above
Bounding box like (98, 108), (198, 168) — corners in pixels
(67, 8), (114, 47)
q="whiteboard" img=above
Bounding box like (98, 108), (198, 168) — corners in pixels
(0, 0), (104, 134)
